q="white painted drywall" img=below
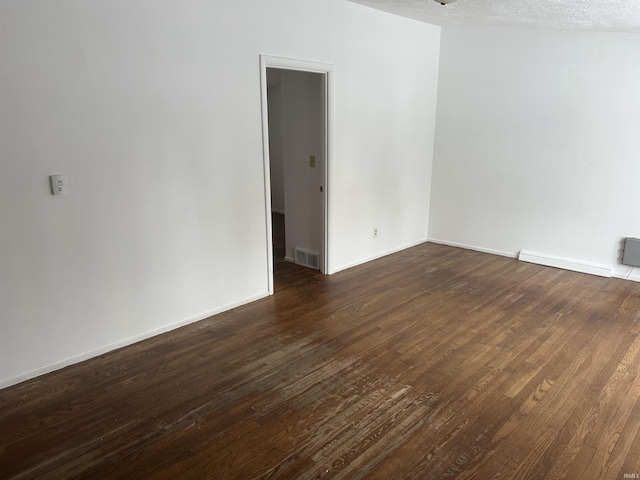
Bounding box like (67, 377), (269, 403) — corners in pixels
(0, 0), (441, 387)
(267, 81), (285, 214)
(430, 28), (640, 277)
(280, 70), (324, 264)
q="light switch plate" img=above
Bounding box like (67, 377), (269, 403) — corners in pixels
(50, 175), (68, 195)
(309, 155), (316, 168)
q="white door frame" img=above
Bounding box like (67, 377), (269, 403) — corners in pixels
(259, 55), (333, 294)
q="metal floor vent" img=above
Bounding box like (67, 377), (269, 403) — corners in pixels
(295, 248), (319, 270)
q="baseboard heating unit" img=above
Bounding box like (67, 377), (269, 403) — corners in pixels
(518, 251), (612, 278)
(622, 238), (640, 267)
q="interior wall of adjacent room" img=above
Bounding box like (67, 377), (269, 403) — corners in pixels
(280, 70), (323, 263)
(267, 72), (285, 215)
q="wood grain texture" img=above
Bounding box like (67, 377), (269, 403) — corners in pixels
(2, 227), (640, 479)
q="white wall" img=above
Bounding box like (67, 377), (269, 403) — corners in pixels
(430, 28), (640, 278)
(281, 70), (324, 264)
(0, 0), (441, 387)
(267, 81), (285, 214)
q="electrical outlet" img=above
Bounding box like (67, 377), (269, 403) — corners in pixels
(373, 228), (378, 238)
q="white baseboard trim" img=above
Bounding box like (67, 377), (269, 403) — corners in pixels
(332, 238), (428, 274)
(427, 238), (517, 259)
(428, 240), (622, 280)
(518, 251), (612, 278)
(285, 256), (295, 263)
(0, 292), (269, 390)
(611, 269), (640, 283)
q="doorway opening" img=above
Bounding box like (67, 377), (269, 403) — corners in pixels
(260, 56), (333, 294)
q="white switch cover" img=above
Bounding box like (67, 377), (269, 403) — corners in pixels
(50, 175), (68, 195)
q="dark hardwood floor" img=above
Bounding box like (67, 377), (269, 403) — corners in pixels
(2, 226), (640, 479)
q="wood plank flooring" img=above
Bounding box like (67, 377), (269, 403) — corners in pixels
(2, 236), (640, 479)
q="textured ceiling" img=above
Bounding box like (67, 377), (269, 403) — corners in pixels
(347, 0), (640, 32)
